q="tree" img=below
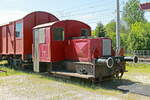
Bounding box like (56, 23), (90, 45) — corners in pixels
(105, 21), (128, 49)
(122, 0), (146, 25)
(94, 22), (106, 37)
(128, 22), (150, 50)
(105, 20), (116, 33)
(105, 20), (128, 34)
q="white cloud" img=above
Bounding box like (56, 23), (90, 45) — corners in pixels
(0, 10), (27, 25)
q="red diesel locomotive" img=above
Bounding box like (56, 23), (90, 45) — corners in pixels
(0, 11), (138, 81)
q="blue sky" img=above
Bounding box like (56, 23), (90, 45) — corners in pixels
(0, 0), (149, 29)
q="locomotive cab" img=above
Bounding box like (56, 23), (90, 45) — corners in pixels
(33, 20), (91, 72)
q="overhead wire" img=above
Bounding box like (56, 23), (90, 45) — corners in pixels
(53, 0), (115, 26)
(55, 0), (114, 13)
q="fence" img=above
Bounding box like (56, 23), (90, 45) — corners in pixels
(126, 50), (150, 58)
(126, 50), (150, 63)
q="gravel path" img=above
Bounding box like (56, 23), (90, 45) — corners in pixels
(0, 75), (150, 100)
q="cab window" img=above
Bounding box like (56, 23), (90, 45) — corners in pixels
(53, 28), (64, 41)
(15, 23), (23, 38)
(81, 29), (90, 36)
(39, 28), (45, 43)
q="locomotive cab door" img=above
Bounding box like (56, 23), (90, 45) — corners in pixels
(51, 27), (65, 61)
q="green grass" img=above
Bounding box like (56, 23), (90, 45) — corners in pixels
(126, 63), (150, 73)
(0, 67), (25, 76)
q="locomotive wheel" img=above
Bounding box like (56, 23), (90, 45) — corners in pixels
(114, 71), (124, 79)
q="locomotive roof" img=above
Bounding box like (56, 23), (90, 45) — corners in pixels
(33, 21), (58, 29)
(33, 20), (90, 29)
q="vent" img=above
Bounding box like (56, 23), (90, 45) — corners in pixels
(103, 39), (111, 56)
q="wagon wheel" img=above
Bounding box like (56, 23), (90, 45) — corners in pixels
(17, 59), (23, 69)
(115, 71), (124, 79)
(13, 59), (23, 69)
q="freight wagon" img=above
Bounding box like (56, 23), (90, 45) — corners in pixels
(0, 11), (59, 63)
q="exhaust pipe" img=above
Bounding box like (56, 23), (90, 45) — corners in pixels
(96, 57), (114, 68)
(124, 56), (138, 63)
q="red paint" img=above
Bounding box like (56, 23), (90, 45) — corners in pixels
(0, 26), (2, 53)
(65, 38), (111, 62)
(39, 44), (51, 62)
(1, 25), (8, 54)
(7, 22), (15, 54)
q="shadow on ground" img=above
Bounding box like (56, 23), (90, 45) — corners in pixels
(99, 79), (138, 93)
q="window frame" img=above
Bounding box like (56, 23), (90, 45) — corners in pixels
(53, 27), (65, 41)
(15, 22), (23, 38)
(38, 28), (45, 43)
(81, 28), (90, 37)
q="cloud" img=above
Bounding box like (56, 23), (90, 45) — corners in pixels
(0, 10), (27, 25)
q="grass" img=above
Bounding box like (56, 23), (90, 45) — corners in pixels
(0, 66), (24, 76)
(126, 63), (150, 73)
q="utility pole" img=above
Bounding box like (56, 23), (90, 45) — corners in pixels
(116, 0), (120, 56)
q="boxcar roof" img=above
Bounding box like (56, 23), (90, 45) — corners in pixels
(0, 22), (9, 26)
(0, 11), (59, 27)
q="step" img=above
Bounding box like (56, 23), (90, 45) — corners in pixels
(51, 71), (95, 79)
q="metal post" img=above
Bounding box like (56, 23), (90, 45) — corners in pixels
(116, 0), (120, 56)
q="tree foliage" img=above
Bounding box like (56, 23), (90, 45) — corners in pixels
(122, 0), (146, 25)
(128, 22), (150, 50)
(105, 21), (116, 33)
(105, 21), (128, 49)
(94, 22), (106, 37)
(93, 0), (149, 51)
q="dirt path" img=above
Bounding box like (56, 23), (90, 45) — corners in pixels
(0, 74), (150, 100)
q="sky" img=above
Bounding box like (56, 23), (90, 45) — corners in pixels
(0, 0), (150, 29)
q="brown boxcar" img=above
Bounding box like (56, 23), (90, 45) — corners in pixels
(0, 11), (59, 62)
